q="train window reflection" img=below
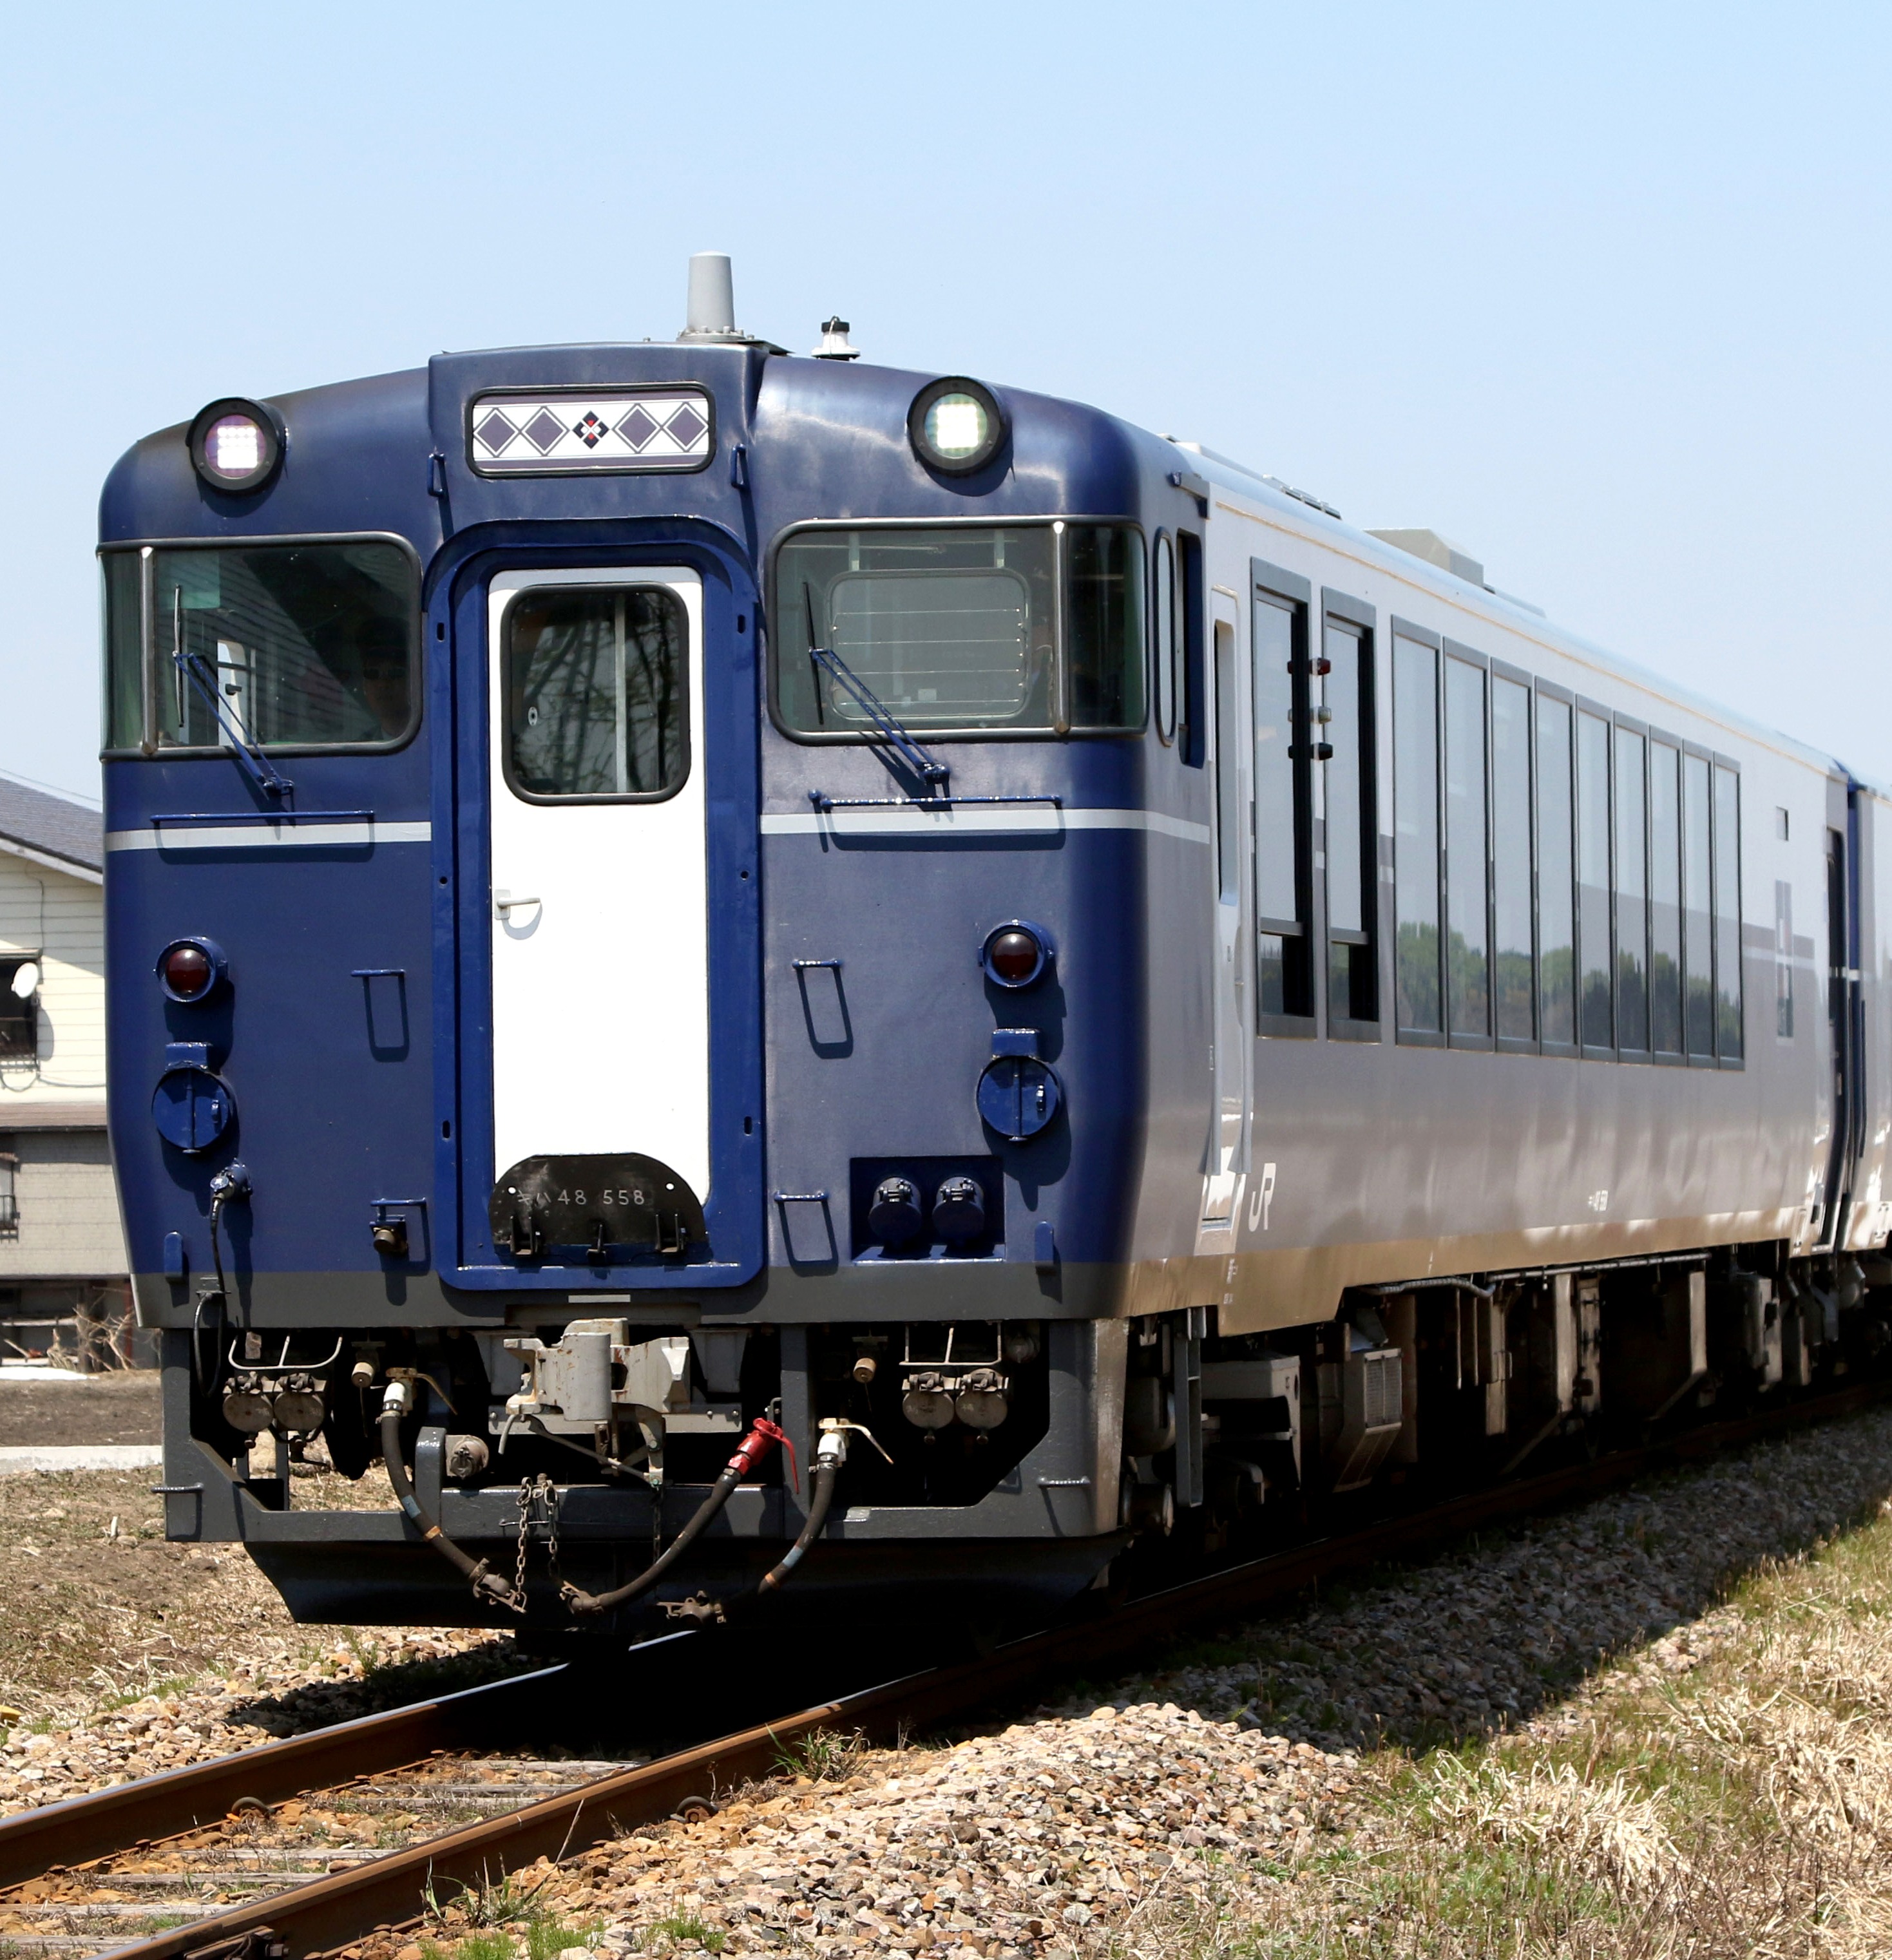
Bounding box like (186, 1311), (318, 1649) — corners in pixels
(102, 552), (142, 752)
(1064, 526), (1147, 730)
(1152, 535), (1177, 743)
(776, 527), (1055, 733)
(505, 587), (688, 801)
(1576, 710), (1613, 1050)
(1683, 753), (1715, 1056)
(1324, 620), (1376, 1025)
(149, 542), (417, 750)
(1650, 743), (1684, 1055)
(1444, 655), (1489, 1040)
(1536, 696), (1576, 1047)
(1393, 633), (1442, 1036)
(1253, 591), (1310, 1018)
(1491, 677), (1534, 1042)
(1714, 765), (1743, 1059)
(1615, 728), (1649, 1054)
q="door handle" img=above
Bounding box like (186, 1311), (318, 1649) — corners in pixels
(494, 891), (541, 917)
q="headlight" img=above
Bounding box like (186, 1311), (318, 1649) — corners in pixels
(187, 397), (284, 493)
(908, 377), (1007, 475)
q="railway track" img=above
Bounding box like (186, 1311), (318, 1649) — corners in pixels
(4, 1376), (1886, 1960)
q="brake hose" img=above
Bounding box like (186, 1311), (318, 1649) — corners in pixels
(759, 1425), (846, 1592)
(561, 1416), (792, 1617)
(379, 1379), (524, 1611)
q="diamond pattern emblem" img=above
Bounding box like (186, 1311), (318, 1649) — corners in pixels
(471, 390), (711, 471)
(473, 407), (519, 455)
(521, 408), (566, 454)
(616, 405), (660, 452)
(664, 403), (708, 450)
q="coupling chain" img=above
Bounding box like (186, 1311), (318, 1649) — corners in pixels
(511, 1472), (561, 1611)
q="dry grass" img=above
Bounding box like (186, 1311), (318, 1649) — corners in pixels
(1091, 1494), (1892, 1959)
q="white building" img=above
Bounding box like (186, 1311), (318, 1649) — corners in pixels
(0, 779), (132, 1365)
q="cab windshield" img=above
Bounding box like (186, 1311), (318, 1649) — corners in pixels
(102, 540), (419, 752)
(773, 523), (1144, 737)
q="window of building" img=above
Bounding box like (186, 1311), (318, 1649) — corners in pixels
(1614, 726), (1649, 1056)
(1323, 612), (1378, 1028)
(1253, 578), (1312, 1023)
(1393, 630), (1442, 1040)
(0, 1151), (19, 1239)
(0, 962), (39, 1063)
(1491, 674), (1534, 1043)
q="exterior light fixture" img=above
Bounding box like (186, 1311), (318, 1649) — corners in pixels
(908, 377), (1007, 475)
(187, 398), (284, 493)
(980, 920), (1055, 989)
(157, 937), (227, 1003)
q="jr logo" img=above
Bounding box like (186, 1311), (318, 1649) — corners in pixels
(1248, 1161), (1278, 1233)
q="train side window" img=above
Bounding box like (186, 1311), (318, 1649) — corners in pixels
(1065, 525), (1147, 730)
(1178, 532), (1206, 767)
(1614, 725), (1650, 1058)
(1213, 622), (1241, 902)
(1650, 740), (1685, 1056)
(1252, 575), (1312, 1025)
(1152, 533), (1178, 745)
(1713, 764), (1744, 1060)
(101, 551), (144, 753)
(1683, 752), (1715, 1058)
(1323, 609), (1378, 1030)
(146, 540), (420, 751)
(1443, 650), (1490, 1043)
(1393, 627), (1442, 1041)
(1576, 707), (1614, 1054)
(1491, 672), (1534, 1045)
(1536, 692), (1577, 1049)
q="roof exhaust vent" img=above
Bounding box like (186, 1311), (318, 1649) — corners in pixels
(1368, 528), (1485, 587)
(681, 252), (740, 341)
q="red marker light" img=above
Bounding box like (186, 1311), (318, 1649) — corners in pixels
(988, 929), (1041, 983)
(160, 942), (215, 1000)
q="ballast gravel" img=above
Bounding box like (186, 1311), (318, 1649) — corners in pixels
(12, 1409), (1892, 1955)
(478, 1407), (1892, 1956)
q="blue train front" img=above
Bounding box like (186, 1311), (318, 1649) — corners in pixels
(99, 262), (1211, 1635)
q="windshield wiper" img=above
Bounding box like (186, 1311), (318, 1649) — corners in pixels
(169, 588), (294, 801)
(803, 586), (948, 801)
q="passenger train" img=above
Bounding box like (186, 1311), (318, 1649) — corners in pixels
(97, 255), (1892, 1638)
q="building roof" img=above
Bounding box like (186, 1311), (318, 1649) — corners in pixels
(0, 778), (102, 878)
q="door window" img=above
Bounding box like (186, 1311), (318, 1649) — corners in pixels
(504, 586), (689, 801)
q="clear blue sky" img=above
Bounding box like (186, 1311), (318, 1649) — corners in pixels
(5, 1), (1887, 803)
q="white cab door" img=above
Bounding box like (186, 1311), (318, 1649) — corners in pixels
(486, 567), (711, 1199)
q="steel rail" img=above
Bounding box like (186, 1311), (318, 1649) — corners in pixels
(0, 1666), (570, 1891)
(55, 1373), (1889, 1960)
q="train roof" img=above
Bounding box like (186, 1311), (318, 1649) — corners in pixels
(100, 337), (1870, 799)
(1160, 438), (1864, 794)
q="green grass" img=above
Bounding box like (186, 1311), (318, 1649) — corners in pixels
(647, 1914), (725, 1953)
